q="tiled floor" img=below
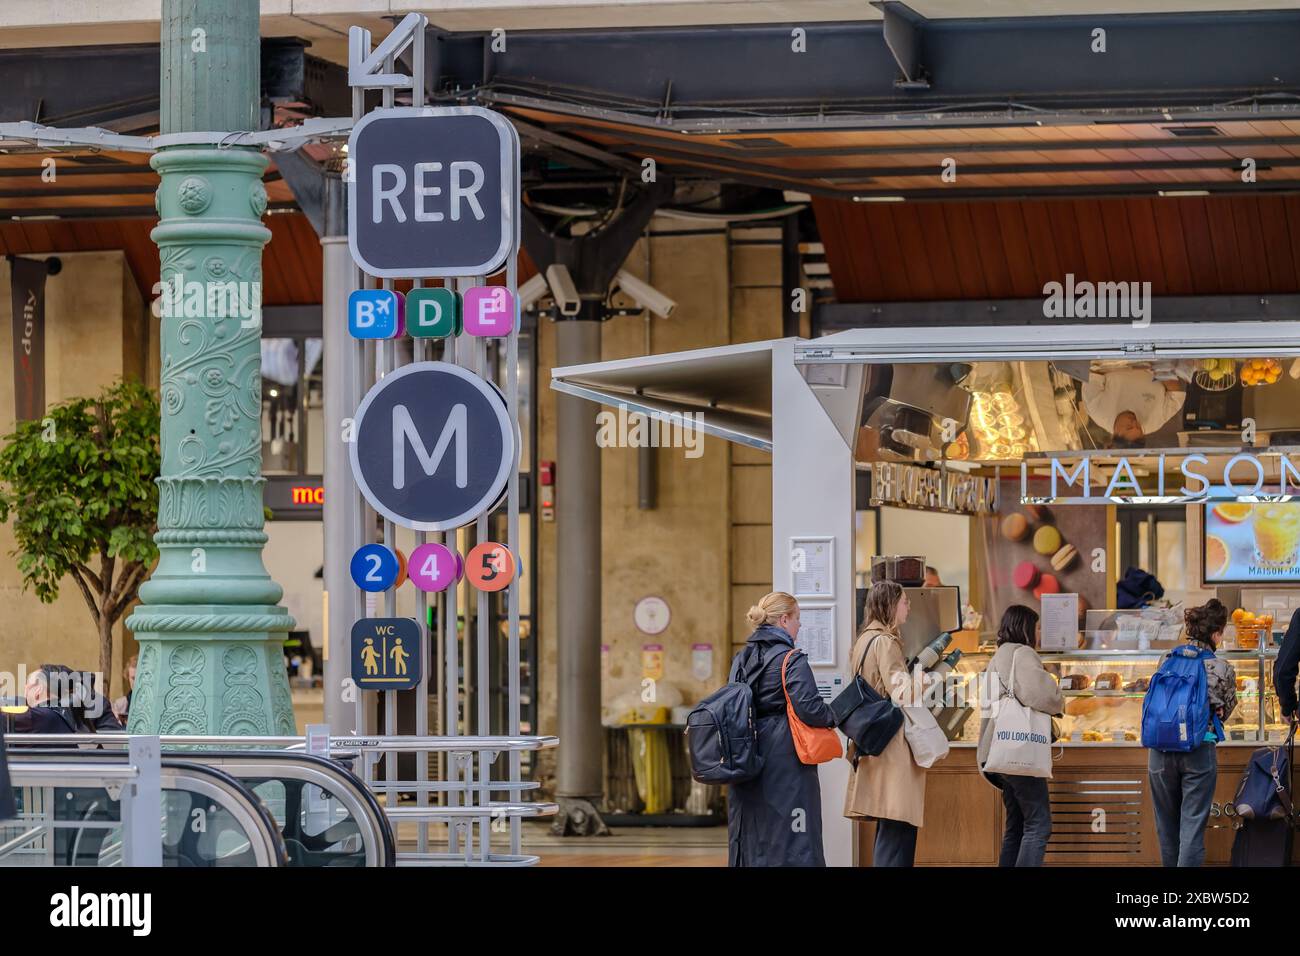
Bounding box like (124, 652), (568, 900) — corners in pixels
(393, 820), (728, 867)
(526, 825), (727, 867)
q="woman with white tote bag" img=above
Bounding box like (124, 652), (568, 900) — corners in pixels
(977, 605), (1065, 867)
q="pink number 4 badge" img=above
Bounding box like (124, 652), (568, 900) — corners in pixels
(408, 543), (463, 592)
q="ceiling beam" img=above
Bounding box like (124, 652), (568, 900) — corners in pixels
(432, 11), (1300, 128)
(0, 39), (345, 129)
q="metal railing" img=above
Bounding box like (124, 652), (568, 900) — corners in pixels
(2, 741), (287, 867)
(10, 732), (559, 866)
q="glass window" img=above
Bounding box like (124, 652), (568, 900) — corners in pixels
(261, 336), (323, 476)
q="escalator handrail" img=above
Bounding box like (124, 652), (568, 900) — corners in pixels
(177, 750), (396, 866)
(159, 760), (288, 868)
(8, 751), (288, 867)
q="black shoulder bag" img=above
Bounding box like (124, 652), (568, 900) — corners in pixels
(829, 631), (904, 759)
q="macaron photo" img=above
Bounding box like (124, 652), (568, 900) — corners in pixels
(1051, 543), (1079, 572)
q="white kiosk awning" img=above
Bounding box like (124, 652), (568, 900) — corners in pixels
(799, 320), (1300, 364)
(550, 339), (777, 451)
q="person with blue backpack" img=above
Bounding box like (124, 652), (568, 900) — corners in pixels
(1142, 599), (1237, 867)
(693, 591), (836, 867)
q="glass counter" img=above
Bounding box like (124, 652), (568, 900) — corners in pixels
(943, 648), (1286, 746)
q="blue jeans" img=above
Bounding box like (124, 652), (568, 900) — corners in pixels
(993, 773), (1052, 867)
(1148, 742), (1218, 867)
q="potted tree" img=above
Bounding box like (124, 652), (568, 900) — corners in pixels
(0, 380), (160, 687)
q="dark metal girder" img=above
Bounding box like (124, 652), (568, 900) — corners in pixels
(591, 138), (1299, 181)
(431, 11), (1300, 124)
(570, 133), (1300, 161)
(0, 39), (339, 129)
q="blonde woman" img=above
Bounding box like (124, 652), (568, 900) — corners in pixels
(727, 591), (837, 867)
(843, 580), (926, 866)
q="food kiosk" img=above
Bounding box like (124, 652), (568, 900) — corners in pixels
(551, 319), (1300, 866)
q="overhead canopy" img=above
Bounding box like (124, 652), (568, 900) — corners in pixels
(800, 321), (1300, 364)
(550, 339), (776, 451)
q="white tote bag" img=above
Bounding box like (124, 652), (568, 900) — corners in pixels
(983, 647), (1053, 779)
(902, 706), (950, 769)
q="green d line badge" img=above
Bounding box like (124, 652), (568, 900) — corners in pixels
(406, 287), (461, 338)
(351, 618), (422, 691)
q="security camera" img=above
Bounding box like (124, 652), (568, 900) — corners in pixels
(545, 264), (581, 317)
(615, 269), (676, 319)
(519, 273), (549, 310)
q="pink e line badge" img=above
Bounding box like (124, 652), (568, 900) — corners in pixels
(463, 286), (515, 337)
(407, 542), (463, 592)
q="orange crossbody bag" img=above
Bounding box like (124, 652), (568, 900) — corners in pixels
(781, 650), (841, 765)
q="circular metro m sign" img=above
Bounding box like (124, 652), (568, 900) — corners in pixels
(349, 361), (515, 531)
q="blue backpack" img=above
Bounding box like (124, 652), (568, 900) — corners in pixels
(1141, 644), (1222, 752)
(685, 645), (771, 785)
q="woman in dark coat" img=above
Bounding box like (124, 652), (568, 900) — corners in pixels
(728, 591), (837, 866)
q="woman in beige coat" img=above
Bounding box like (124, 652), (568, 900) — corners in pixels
(843, 581), (927, 866)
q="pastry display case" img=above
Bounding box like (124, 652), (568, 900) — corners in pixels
(946, 648), (1287, 745)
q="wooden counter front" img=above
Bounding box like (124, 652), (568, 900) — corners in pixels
(854, 745), (1295, 866)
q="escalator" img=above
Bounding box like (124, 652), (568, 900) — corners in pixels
(4, 744), (396, 867)
(3, 753), (286, 867)
(183, 751), (395, 866)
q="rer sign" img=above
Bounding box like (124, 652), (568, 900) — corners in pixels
(348, 106), (518, 278)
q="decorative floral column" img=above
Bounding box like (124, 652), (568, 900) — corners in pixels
(127, 0), (295, 737)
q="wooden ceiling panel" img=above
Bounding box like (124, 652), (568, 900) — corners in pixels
(815, 193), (1300, 302)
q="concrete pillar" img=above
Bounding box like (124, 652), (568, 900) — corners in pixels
(320, 173), (352, 732)
(553, 315), (608, 834)
(127, 0), (296, 737)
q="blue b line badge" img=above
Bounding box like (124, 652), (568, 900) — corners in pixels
(348, 288), (405, 339)
(351, 617), (422, 691)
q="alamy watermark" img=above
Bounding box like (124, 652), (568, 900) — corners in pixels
(2, 665), (110, 719)
(595, 403), (705, 459)
(1042, 273), (1152, 327)
(151, 276), (262, 328)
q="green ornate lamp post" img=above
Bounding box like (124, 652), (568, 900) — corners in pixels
(126, 0), (296, 736)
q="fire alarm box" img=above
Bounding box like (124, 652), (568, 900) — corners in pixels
(539, 460), (554, 485)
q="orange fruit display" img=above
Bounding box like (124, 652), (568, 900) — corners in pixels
(1206, 536), (1230, 578)
(1213, 502), (1254, 523)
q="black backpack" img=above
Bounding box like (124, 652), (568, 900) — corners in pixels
(685, 644), (773, 785)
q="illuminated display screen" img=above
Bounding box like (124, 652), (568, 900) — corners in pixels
(1203, 492), (1300, 583)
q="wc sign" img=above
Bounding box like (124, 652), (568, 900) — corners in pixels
(347, 106), (518, 278)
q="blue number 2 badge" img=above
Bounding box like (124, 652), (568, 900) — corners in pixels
(350, 544), (400, 591)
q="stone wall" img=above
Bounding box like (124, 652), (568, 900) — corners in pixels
(533, 220), (785, 791)
(0, 251), (153, 699)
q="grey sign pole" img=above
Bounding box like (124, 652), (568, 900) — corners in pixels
(343, 15), (545, 864)
(123, 735), (161, 867)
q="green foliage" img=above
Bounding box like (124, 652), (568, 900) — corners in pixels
(0, 380), (160, 620)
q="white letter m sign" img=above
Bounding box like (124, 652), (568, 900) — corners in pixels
(392, 403), (467, 490)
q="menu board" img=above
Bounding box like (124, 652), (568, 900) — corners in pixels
(791, 537), (834, 599)
(797, 605), (836, 665)
(1040, 593), (1080, 651)
(1204, 496), (1300, 584)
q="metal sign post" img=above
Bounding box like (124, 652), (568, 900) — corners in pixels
(341, 15), (543, 864)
